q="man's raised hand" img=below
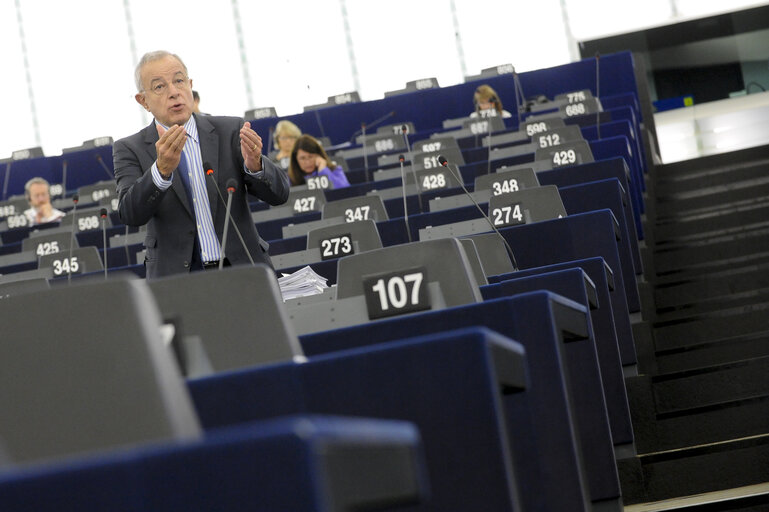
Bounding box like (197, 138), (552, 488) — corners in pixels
(155, 124), (187, 178)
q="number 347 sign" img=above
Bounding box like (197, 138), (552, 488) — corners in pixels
(363, 267), (431, 320)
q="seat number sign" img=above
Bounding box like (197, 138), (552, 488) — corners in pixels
(319, 234), (354, 260)
(307, 176), (331, 190)
(51, 256), (81, 276)
(363, 267), (430, 320)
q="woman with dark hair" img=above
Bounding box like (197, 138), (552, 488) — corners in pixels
(288, 135), (350, 188)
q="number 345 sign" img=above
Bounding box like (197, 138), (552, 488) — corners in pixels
(363, 267), (431, 320)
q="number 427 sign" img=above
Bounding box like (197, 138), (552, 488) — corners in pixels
(363, 267), (431, 320)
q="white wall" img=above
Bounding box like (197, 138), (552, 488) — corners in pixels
(1, 0), (767, 158)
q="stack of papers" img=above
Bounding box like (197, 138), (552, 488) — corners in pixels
(278, 266), (329, 301)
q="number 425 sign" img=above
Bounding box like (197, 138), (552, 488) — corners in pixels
(363, 267), (431, 320)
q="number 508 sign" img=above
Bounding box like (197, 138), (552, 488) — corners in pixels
(363, 267), (431, 320)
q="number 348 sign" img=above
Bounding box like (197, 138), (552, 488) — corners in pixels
(363, 267), (431, 320)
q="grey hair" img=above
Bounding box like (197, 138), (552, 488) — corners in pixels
(134, 50), (188, 92)
(24, 177), (50, 199)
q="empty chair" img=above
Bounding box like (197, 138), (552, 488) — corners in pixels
(461, 232), (517, 276)
(482, 267), (635, 453)
(147, 264), (304, 374)
(322, 195), (389, 223)
(38, 246), (103, 278)
(22, 230), (78, 255)
(299, 291), (616, 511)
(0, 267), (54, 284)
(306, 218), (382, 253)
(274, 219), (384, 272)
(59, 206), (113, 234)
(0, 277), (49, 299)
(0, 278), (201, 468)
(474, 167), (540, 197)
(0, 415), (427, 512)
(286, 238), (483, 335)
(190, 327), (527, 511)
(486, 184), (567, 226)
(77, 180), (116, 205)
(336, 237), (482, 305)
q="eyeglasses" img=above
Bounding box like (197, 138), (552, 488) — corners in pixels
(144, 75), (190, 96)
(278, 135), (297, 141)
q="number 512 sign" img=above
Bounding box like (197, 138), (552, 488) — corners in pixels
(363, 267), (431, 320)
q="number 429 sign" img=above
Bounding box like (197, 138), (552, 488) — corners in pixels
(363, 267), (431, 320)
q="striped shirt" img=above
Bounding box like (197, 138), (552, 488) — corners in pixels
(151, 116), (221, 263)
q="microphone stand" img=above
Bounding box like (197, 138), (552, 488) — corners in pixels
(100, 207), (108, 279)
(486, 115), (493, 175)
(2, 161), (11, 201)
(401, 125), (423, 213)
(67, 194), (79, 285)
(361, 123), (369, 183)
(595, 52), (601, 140)
(438, 156), (518, 269)
(95, 154), (114, 180)
(205, 168), (255, 266)
(398, 155), (412, 243)
(61, 159), (68, 197)
(219, 181), (236, 270)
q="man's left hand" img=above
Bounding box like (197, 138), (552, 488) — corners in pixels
(240, 122), (263, 172)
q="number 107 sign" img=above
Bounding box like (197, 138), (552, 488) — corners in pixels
(363, 267), (431, 320)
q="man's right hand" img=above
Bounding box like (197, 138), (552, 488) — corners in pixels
(155, 124), (187, 178)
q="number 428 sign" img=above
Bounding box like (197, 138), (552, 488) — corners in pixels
(363, 267), (431, 320)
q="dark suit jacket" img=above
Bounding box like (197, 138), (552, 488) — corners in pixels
(113, 114), (290, 279)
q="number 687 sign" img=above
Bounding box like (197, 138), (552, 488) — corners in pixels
(363, 267), (431, 320)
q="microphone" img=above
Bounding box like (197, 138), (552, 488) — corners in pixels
(398, 154), (412, 243)
(437, 155), (518, 269)
(361, 122), (369, 183)
(400, 125), (423, 213)
(123, 224), (131, 269)
(349, 110), (396, 142)
(61, 159), (68, 197)
(219, 178), (238, 270)
(203, 162), (255, 267)
(595, 52), (601, 140)
(313, 108), (327, 140)
(100, 207), (109, 279)
(95, 154), (114, 180)
(486, 115), (493, 175)
(2, 160), (11, 201)
(353, 111), (396, 183)
(67, 194), (79, 285)
(266, 125), (275, 156)
(511, 65), (526, 127)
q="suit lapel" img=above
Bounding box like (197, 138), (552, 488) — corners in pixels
(142, 121), (193, 217)
(196, 114), (220, 223)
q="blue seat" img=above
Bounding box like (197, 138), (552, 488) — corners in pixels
(560, 177), (643, 277)
(191, 327), (528, 511)
(300, 291), (621, 511)
(0, 415), (427, 512)
(414, 209), (639, 314)
(497, 210), (640, 313)
(538, 156), (643, 241)
(481, 267), (634, 449)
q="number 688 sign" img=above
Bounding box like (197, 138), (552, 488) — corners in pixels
(363, 267), (431, 320)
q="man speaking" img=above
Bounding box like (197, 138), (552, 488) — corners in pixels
(113, 50), (289, 279)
